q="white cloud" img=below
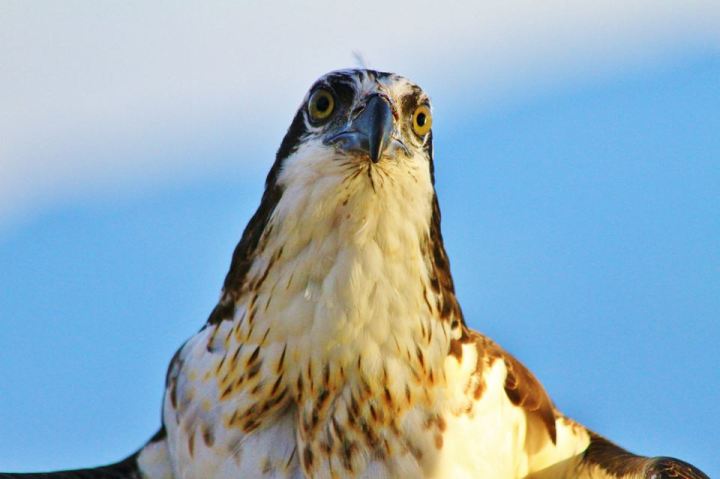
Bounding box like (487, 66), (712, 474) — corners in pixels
(1, 0), (718, 231)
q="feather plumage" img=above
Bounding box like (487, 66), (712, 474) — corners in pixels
(2, 69), (707, 479)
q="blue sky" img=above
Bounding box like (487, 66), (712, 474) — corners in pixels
(0, 2), (718, 476)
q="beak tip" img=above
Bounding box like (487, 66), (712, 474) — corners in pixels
(369, 142), (383, 163)
(362, 94), (394, 163)
(330, 94), (395, 163)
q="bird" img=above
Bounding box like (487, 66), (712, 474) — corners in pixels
(1, 69), (708, 479)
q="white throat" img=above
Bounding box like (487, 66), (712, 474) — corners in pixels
(231, 141), (450, 388)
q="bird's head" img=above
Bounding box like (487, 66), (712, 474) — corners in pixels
(266, 69), (436, 217)
(279, 68), (432, 165)
(282, 68), (433, 165)
(212, 69), (460, 328)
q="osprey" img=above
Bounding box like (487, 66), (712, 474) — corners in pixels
(1, 69), (707, 479)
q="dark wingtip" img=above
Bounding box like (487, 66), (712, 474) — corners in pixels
(0, 452), (140, 479)
(644, 457), (710, 479)
(582, 432), (709, 479)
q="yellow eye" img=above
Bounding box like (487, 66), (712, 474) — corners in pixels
(308, 89), (335, 121)
(412, 105), (432, 136)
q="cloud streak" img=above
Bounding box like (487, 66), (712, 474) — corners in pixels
(1, 1), (718, 230)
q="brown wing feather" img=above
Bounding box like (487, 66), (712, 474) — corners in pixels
(581, 432), (710, 479)
(465, 329), (557, 444)
(499, 347), (557, 444)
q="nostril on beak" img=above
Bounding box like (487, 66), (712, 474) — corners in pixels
(355, 94), (394, 163)
(324, 93), (396, 162)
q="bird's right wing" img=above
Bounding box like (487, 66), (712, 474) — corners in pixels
(0, 453), (141, 479)
(0, 427), (173, 479)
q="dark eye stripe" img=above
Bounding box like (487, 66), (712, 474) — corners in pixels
(401, 93), (430, 118)
(308, 76), (357, 113)
(324, 79), (355, 106)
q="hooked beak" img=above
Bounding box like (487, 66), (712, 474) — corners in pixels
(325, 94), (396, 163)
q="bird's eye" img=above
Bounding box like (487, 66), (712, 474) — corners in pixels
(412, 105), (432, 136)
(308, 89), (335, 122)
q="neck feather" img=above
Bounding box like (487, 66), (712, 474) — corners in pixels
(207, 147), (463, 388)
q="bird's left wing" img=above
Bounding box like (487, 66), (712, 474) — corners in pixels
(444, 327), (709, 479)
